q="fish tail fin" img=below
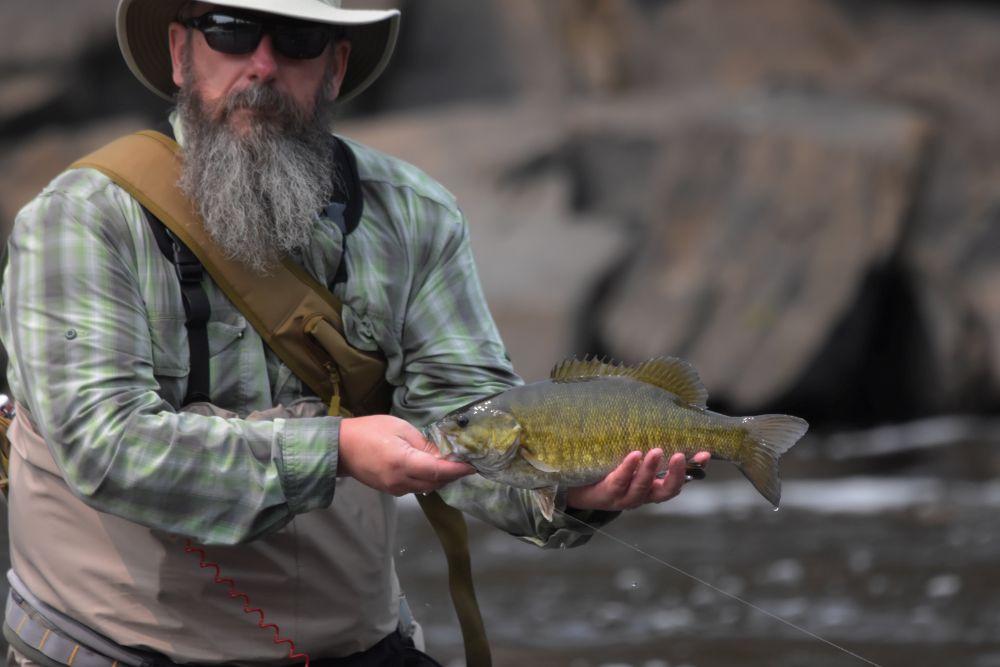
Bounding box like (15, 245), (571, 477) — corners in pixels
(736, 414), (809, 508)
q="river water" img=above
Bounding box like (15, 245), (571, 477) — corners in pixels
(396, 469), (1000, 667)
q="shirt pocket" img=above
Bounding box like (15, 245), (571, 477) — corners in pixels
(207, 314), (251, 408)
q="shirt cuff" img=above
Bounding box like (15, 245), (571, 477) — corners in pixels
(275, 416), (339, 514)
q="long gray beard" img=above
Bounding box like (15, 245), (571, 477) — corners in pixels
(176, 83), (340, 274)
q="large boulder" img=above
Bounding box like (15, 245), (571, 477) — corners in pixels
(580, 91), (929, 420)
(850, 2), (1000, 417)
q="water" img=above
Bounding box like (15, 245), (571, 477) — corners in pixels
(395, 474), (1000, 667)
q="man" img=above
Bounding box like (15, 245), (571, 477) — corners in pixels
(0, 1), (709, 665)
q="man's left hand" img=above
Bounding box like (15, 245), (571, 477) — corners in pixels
(565, 449), (711, 512)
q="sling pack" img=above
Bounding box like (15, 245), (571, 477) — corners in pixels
(65, 130), (492, 667)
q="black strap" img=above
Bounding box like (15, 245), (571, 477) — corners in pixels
(143, 207), (212, 404)
(328, 137), (362, 287)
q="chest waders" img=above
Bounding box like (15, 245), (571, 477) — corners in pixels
(60, 130), (492, 667)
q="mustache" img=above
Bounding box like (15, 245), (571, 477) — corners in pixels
(215, 84), (312, 130)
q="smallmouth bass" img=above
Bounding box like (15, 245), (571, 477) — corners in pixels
(428, 357), (808, 520)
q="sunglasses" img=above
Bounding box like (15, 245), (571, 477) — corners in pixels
(181, 11), (336, 60)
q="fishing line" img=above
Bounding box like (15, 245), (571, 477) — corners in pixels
(555, 508), (884, 667)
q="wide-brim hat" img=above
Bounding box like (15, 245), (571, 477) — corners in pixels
(117, 0), (400, 103)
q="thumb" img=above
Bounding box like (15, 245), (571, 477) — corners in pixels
(401, 426), (443, 457)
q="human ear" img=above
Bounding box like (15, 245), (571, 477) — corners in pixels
(168, 23), (189, 88)
(327, 40), (352, 100)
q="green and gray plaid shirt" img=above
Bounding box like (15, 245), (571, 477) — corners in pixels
(0, 120), (610, 549)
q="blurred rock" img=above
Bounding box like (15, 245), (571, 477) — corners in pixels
(0, 74), (62, 126)
(0, 1), (114, 67)
(548, 90), (928, 419)
(0, 2), (168, 164)
(847, 2), (1000, 417)
(650, 0), (865, 92)
(350, 0), (655, 113)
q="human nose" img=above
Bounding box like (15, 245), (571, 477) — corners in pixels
(248, 33), (279, 81)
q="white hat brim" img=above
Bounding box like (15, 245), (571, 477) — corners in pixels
(117, 0), (400, 103)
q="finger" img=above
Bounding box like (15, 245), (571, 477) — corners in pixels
(691, 451), (712, 466)
(619, 449), (663, 509)
(403, 429), (447, 457)
(600, 450), (644, 498)
(402, 447), (475, 483)
(649, 452), (688, 503)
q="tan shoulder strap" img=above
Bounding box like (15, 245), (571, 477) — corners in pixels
(70, 130), (390, 417)
(69, 131), (493, 666)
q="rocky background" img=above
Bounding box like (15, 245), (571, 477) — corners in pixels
(3, 0), (999, 427)
(2, 1), (1000, 665)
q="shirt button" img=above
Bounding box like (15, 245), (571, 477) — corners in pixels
(65, 329), (78, 340)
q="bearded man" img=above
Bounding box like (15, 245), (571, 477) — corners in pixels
(0, 1), (709, 665)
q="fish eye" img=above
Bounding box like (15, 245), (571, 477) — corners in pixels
(456, 414), (470, 428)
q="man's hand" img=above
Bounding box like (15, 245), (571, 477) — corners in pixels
(566, 449), (711, 512)
(338, 415), (475, 496)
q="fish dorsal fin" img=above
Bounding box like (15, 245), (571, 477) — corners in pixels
(550, 356), (709, 408)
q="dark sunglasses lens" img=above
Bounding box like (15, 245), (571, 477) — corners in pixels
(200, 15), (263, 55)
(272, 24), (331, 59)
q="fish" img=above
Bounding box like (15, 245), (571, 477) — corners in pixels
(427, 357), (809, 520)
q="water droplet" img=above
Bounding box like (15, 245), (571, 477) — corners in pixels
(614, 567), (647, 592)
(398, 547), (407, 556)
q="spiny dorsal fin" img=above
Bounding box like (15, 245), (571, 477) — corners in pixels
(550, 356), (709, 408)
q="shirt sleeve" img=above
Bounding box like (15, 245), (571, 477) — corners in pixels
(0, 174), (337, 545)
(390, 205), (618, 547)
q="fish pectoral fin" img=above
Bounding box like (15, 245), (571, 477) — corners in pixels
(531, 486), (559, 522)
(520, 449), (559, 473)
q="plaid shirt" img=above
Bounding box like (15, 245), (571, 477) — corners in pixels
(0, 120), (610, 548)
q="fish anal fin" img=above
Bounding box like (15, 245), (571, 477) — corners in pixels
(550, 356), (709, 408)
(532, 486), (559, 522)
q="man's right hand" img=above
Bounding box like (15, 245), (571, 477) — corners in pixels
(338, 415), (475, 496)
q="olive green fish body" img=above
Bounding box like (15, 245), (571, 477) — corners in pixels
(428, 357), (808, 519)
(495, 376), (745, 487)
